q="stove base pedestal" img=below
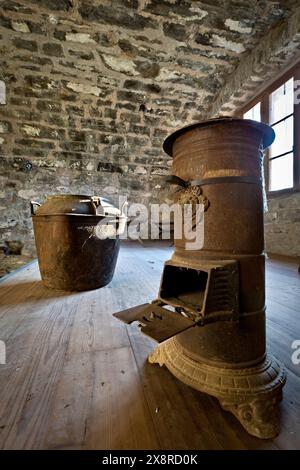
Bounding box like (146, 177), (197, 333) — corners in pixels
(148, 337), (286, 439)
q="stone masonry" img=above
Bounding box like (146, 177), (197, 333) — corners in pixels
(0, 0), (300, 256)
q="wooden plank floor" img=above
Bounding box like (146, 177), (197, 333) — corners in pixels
(0, 242), (299, 449)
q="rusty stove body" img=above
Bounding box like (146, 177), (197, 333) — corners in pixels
(114, 117), (286, 439)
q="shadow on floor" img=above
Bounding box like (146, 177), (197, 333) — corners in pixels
(0, 279), (79, 306)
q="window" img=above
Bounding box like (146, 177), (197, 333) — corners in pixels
(244, 102), (261, 122)
(269, 78), (294, 191)
(241, 63), (300, 195)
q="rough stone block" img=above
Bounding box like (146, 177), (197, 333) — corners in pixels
(97, 162), (123, 174)
(69, 50), (94, 60)
(11, 21), (30, 33)
(66, 82), (101, 96)
(65, 33), (95, 44)
(79, 2), (157, 31)
(29, 0), (72, 11)
(0, 121), (12, 133)
(163, 22), (187, 41)
(42, 42), (64, 57)
(135, 61), (160, 78)
(36, 100), (62, 112)
(102, 54), (138, 76)
(13, 38), (37, 51)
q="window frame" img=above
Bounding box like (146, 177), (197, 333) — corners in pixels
(238, 62), (300, 198)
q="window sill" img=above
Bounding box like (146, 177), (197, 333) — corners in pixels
(267, 187), (300, 199)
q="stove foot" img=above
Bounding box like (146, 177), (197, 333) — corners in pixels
(219, 393), (282, 439)
(148, 337), (286, 439)
(148, 344), (166, 367)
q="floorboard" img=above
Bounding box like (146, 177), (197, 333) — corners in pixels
(0, 243), (299, 449)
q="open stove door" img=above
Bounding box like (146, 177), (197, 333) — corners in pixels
(113, 259), (239, 343)
(113, 303), (195, 343)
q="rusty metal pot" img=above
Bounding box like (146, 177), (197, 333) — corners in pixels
(31, 194), (125, 291)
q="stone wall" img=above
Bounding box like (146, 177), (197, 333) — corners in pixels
(265, 194), (300, 259)
(0, 0), (299, 255)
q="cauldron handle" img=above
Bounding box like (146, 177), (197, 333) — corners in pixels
(90, 196), (101, 214)
(30, 201), (41, 215)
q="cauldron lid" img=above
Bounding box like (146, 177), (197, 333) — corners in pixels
(31, 194), (122, 218)
(163, 117), (275, 157)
